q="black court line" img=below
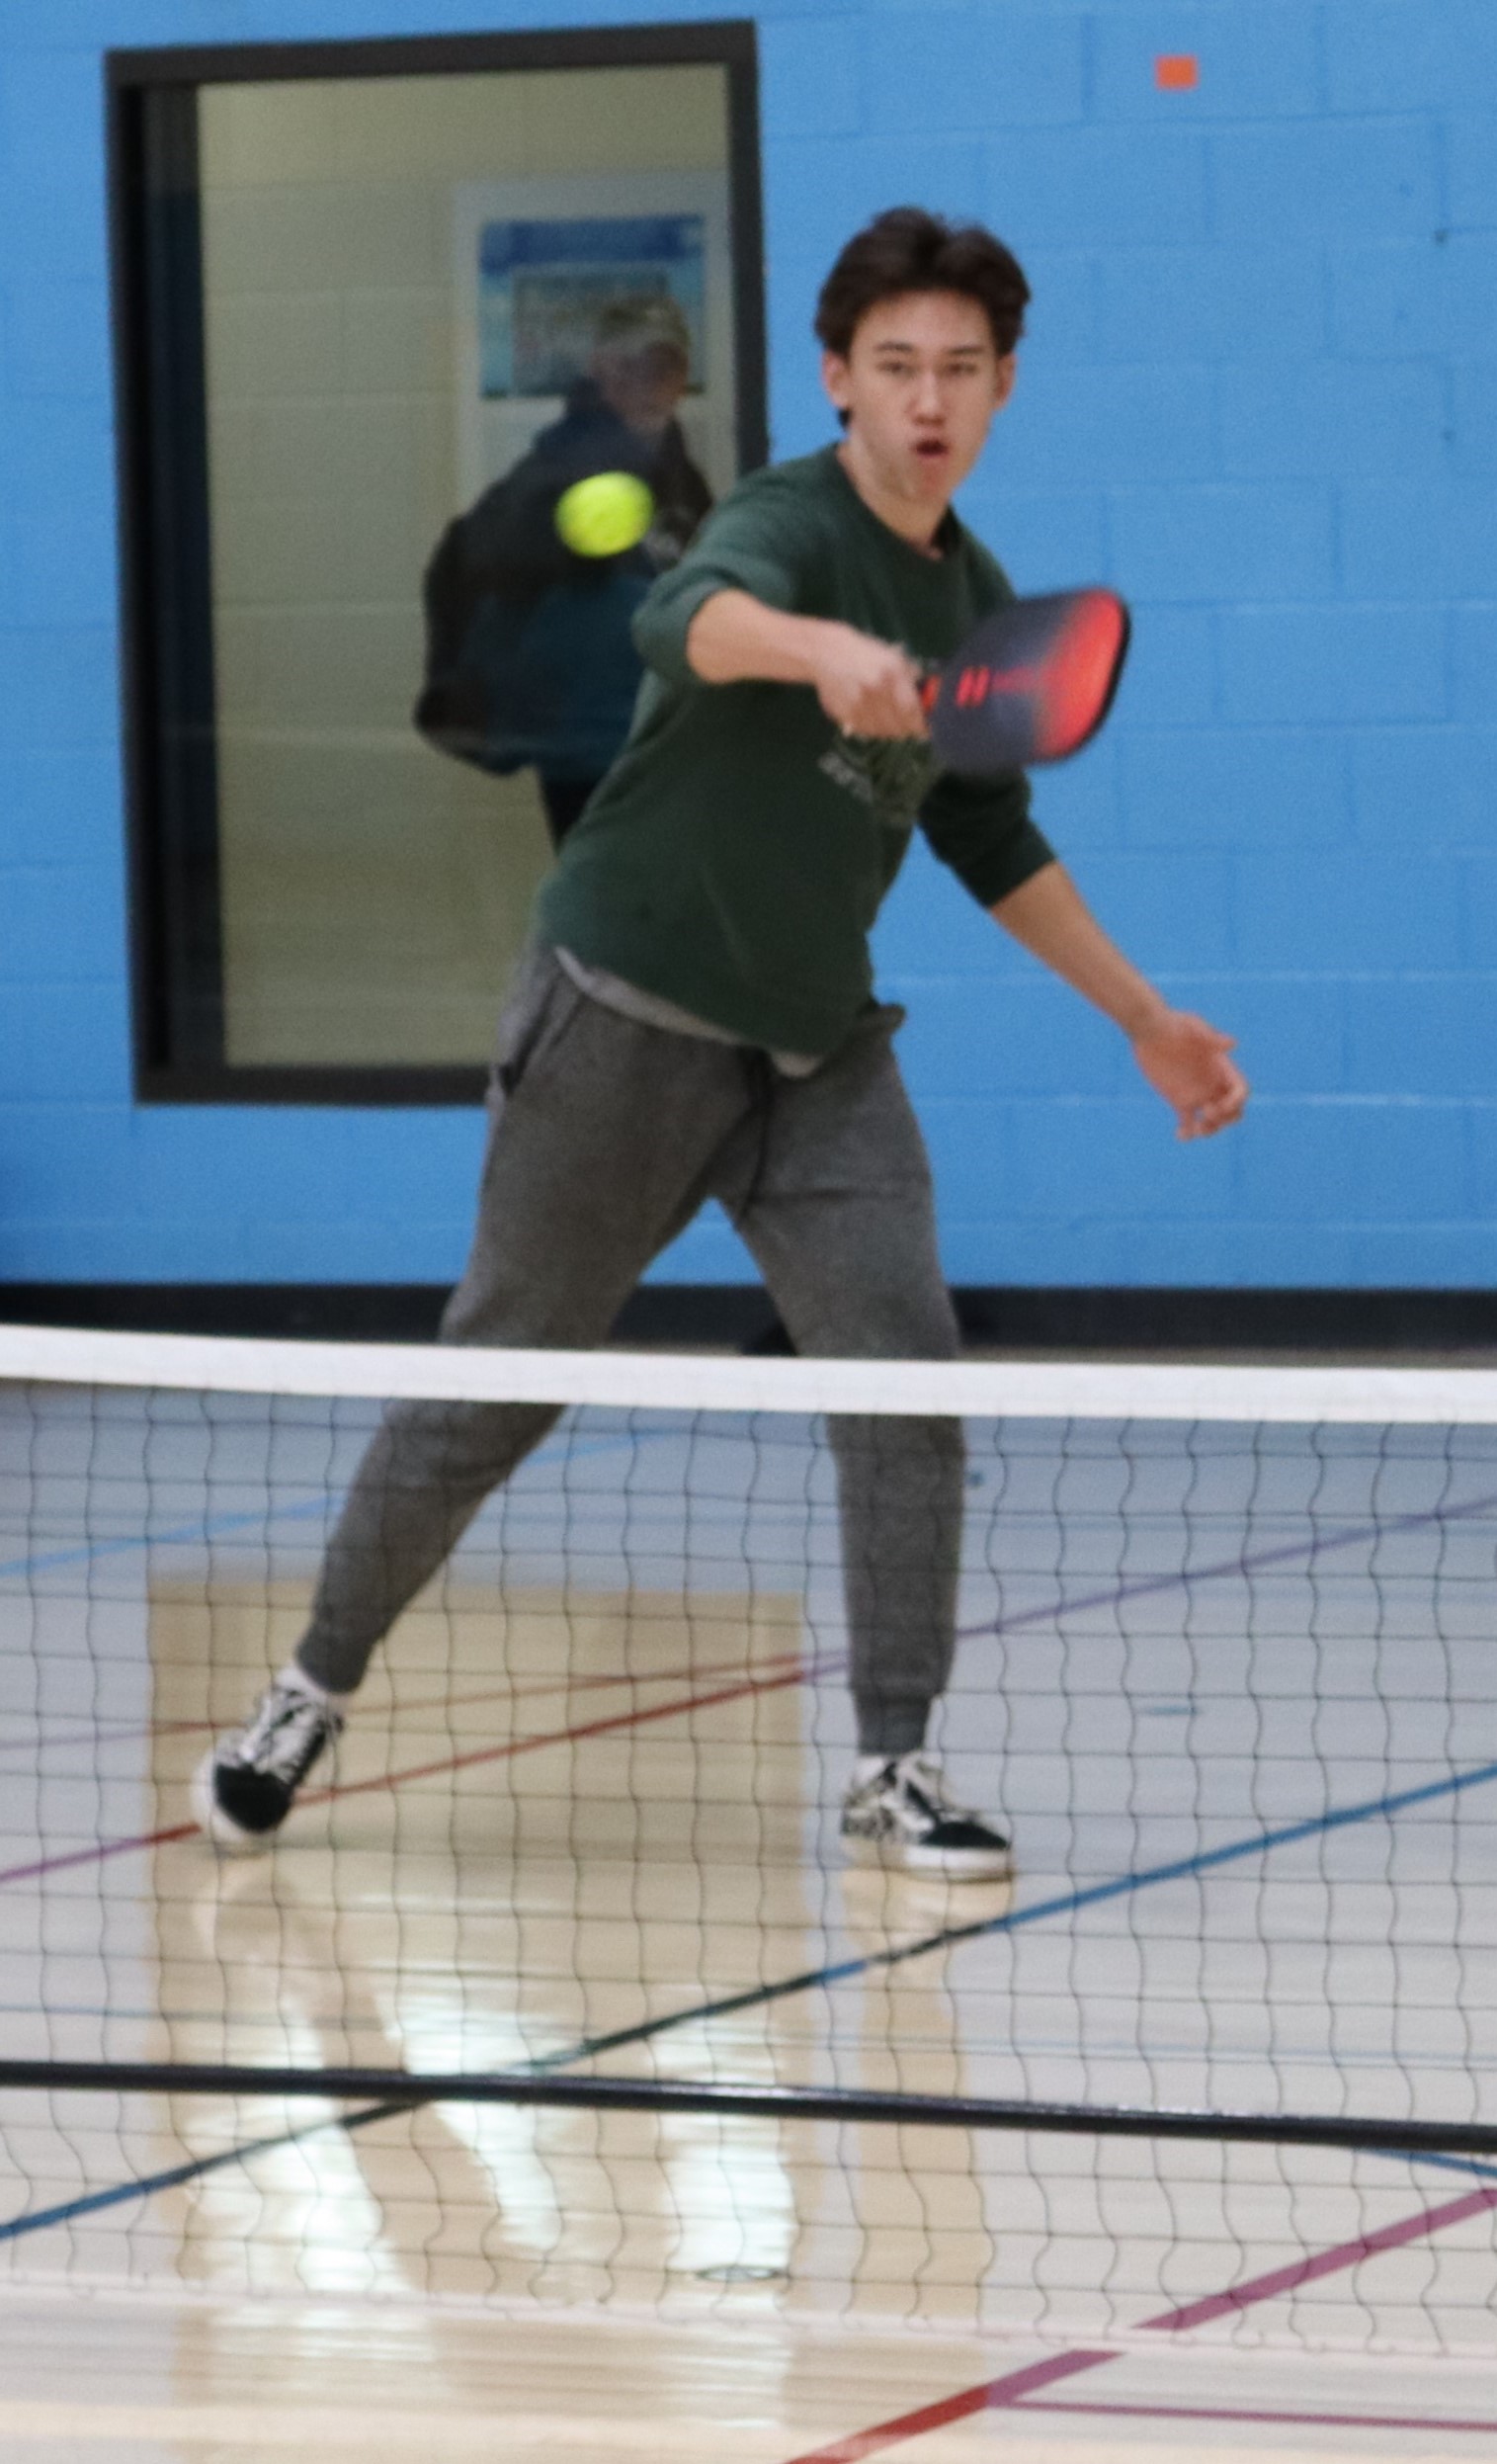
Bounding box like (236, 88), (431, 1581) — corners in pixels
(4, 1752), (1496, 2247)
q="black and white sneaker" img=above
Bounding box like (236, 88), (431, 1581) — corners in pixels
(840, 1752), (1013, 1880)
(192, 1675), (343, 1853)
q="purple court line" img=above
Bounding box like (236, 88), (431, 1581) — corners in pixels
(956, 1482), (1497, 1641)
(1018, 2397), (1497, 2436)
(780, 2177), (1497, 2462)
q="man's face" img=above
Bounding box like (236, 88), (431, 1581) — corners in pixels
(594, 343), (689, 441)
(822, 290), (1016, 511)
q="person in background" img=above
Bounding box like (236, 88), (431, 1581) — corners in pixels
(415, 296), (713, 846)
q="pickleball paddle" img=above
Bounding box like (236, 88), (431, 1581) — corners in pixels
(922, 588), (1130, 773)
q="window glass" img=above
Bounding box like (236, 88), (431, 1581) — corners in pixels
(114, 36), (762, 1095)
(201, 65), (735, 1068)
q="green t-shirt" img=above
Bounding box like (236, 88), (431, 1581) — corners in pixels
(535, 445), (1055, 1056)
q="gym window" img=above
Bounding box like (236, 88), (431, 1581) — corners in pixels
(110, 24), (765, 1101)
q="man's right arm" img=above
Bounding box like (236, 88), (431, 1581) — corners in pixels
(685, 589), (929, 739)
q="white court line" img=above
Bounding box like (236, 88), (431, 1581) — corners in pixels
(0, 2410), (1472, 2464)
(0, 2404), (778, 2454)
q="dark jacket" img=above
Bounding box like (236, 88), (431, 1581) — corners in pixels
(415, 382), (713, 780)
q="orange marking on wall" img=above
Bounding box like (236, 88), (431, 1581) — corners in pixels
(1155, 53), (1200, 89)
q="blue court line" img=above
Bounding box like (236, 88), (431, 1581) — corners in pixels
(1385, 2147), (1497, 2186)
(5, 1752), (1496, 2248)
(0, 1494), (335, 1583)
(0, 2099), (417, 2246)
(0, 1419), (662, 1586)
(529, 1753), (1497, 2070)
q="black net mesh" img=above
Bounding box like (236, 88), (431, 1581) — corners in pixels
(2, 1339), (1496, 2347)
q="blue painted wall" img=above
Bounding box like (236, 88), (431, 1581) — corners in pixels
(1, 0), (1493, 1291)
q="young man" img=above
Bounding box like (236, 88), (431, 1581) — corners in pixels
(197, 209), (1246, 1879)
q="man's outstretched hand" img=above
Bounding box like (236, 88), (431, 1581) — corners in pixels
(988, 868), (1249, 1141)
(807, 624), (929, 738)
(1130, 1011), (1248, 1141)
(685, 594), (929, 736)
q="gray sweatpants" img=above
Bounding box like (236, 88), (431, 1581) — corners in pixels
(295, 949), (964, 1755)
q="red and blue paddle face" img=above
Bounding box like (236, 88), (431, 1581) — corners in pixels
(923, 588), (1130, 774)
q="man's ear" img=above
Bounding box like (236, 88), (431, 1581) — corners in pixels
(993, 352), (1019, 411)
(821, 348), (853, 414)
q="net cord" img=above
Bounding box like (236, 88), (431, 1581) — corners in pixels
(5, 1322), (1497, 1423)
(0, 2061), (1493, 2159)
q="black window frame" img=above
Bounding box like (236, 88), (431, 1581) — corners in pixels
(108, 22), (768, 1106)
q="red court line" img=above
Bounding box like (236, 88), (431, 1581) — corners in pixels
(0, 1646), (811, 1760)
(297, 1655), (828, 1809)
(0, 1654), (823, 1890)
(781, 2179), (1497, 2462)
(784, 2352), (1114, 2463)
(1021, 2398), (1497, 2436)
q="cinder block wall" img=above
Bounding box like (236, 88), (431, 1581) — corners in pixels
(0, 1), (1492, 1291)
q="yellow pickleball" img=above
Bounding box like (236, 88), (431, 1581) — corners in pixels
(554, 469), (655, 558)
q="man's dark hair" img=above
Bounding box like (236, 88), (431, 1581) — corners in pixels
(814, 207), (1030, 362)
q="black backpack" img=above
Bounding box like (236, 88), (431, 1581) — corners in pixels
(413, 467), (550, 775)
(413, 403), (711, 777)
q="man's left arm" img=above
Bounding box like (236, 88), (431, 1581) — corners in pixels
(992, 862), (1248, 1141)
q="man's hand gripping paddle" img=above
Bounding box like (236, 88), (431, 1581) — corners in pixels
(922, 587), (1130, 773)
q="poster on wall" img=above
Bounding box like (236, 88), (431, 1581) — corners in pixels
(453, 172), (736, 510)
(478, 214), (706, 401)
